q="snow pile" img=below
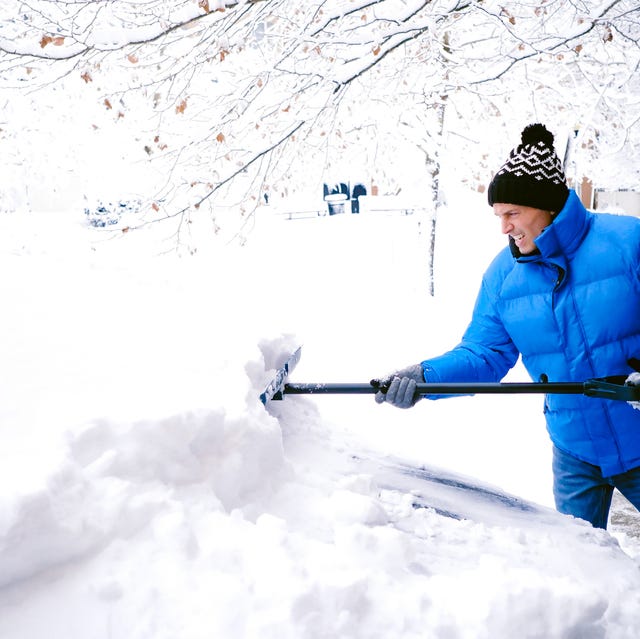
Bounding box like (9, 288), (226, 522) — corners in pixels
(1, 202), (639, 638)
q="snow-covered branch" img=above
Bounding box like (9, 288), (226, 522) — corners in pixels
(2, 0), (640, 235)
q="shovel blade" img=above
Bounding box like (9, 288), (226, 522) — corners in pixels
(260, 346), (303, 405)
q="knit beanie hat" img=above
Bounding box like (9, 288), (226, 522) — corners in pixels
(487, 123), (569, 213)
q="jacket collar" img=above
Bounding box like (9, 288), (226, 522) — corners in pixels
(513, 190), (589, 265)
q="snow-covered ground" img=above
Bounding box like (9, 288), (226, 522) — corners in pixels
(1, 189), (640, 638)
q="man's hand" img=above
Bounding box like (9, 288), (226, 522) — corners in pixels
(373, 364), (424, 409)
(626, 372), (640, 411)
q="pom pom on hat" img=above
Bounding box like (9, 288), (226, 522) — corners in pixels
(487, 123), (569, 213)
(520, 123), (555, 147)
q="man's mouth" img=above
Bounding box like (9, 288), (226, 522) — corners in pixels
(512, 233), (524, 243)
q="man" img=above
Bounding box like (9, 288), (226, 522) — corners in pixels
(376, 123), (640, 529)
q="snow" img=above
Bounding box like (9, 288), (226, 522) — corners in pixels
(1, 187), (640, 638)
(2, 3), (640, 631)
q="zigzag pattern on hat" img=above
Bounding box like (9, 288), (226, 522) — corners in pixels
(497, 142), (567, 185)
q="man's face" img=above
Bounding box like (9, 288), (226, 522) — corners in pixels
(493, 203), (554, 255)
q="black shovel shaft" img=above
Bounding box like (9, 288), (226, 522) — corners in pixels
(284, 382), (584, 396)
(282, 379), (640, 401)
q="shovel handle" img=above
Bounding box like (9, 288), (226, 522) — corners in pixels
(281, 378), (640, 402)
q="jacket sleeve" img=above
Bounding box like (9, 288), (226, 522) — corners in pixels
(420, 276), (519, 396)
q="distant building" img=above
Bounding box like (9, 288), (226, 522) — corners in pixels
(576, 179), (639, 217)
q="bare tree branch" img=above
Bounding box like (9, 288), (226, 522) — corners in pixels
(2, 0), (639, 243)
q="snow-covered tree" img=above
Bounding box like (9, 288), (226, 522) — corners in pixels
(1, 0), (638, 241)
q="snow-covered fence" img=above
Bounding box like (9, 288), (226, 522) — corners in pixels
(273, 198), (329, 220)
(357, 195), (425, 216)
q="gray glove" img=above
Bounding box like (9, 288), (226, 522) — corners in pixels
(626, 372), (640, 411)
(374, 364), (424, 409)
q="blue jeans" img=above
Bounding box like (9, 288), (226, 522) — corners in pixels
(552, 445), (640, 529)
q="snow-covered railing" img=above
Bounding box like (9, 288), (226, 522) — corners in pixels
(357, 195), (421, 216)
(274, 199), (329, 220)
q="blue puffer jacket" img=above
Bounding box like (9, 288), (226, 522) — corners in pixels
(421, 190), (640, 476)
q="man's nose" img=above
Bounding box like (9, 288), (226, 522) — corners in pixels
(501, 217), (512, 235)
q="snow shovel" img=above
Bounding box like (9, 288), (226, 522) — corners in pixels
(260, 347), (640, 405)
